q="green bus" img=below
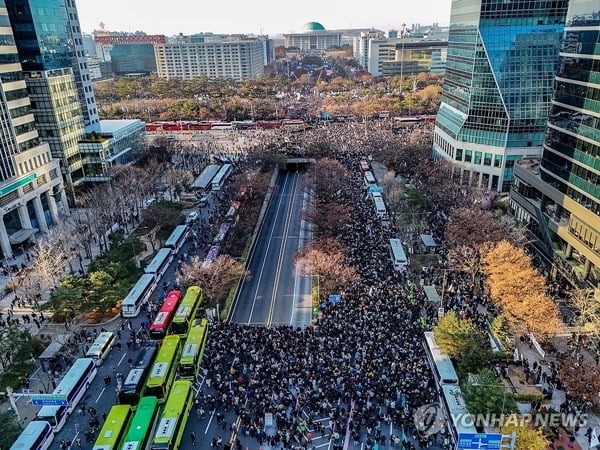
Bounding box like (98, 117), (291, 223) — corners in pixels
(169, 286), (203, 336)
(145, 335), (181, 401)
(150, 380), (194, 450)
(121, 396), (160, 450)
(178, 318), (209, 379)
(93, 405), (132, 450)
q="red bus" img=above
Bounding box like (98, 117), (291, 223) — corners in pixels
(418, 115), (437, 124)
(150, 290), (183, 340)
(256, 120), (283, 129)
(189, 121), (213, 131)
(359, 160), (370, 176)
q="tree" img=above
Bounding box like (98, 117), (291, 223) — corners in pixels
(314, 158), (349, 203)
(446, 207), (505, 282)
(433, 311), (485, 359)
(0, 410), (22, 449)
(500, 417), (548, 450)
(462, 368), (517, 416)
(569, 288), (600, 335)
(490, 315), (512, 349)
(558, 355), (600, 408)
(294, 238), (359, 300)
(483, 241), (562, 339)
(179, 254), (247, 304)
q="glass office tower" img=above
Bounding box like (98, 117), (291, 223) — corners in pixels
(433, 0), (568, 191)
(0, 0), (68, 258)
(510, 0), (600, 287)
(7, 0), (85, 184)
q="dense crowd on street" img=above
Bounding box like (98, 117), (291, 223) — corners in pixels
(198, 134), (454, 449)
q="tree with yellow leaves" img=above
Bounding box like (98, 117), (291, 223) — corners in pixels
(500, 417), (548, 450)
(483, 241), (562, 339)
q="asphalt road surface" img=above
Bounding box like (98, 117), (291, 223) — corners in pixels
(230, 170), (312, 327)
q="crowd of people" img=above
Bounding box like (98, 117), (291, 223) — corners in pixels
(197, 137), (455, 449)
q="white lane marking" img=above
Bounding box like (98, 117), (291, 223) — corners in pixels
(95, 387), (105, 403)
(117, 353), (126, 366)
(246, 173), (290, 325)
(204, 409), (216, 434)
(289, 182), (308, 326)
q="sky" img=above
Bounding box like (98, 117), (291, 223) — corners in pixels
(76, 0), (452, 36)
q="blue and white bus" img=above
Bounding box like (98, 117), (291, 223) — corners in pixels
(121, 273), (156, 318)
(441, 384), (478, 447)
(423, 332), (459, 386)
(363, 171), (377, 187)
(389, 239), (408, 271)
(35, 358), (98, 432)
(164, 225), (189, 253)
(192, 164), (220, 193)
(144, 248), (173, 279)
(85, 331), (115, 366)
(10, 420), (54, 450)
(211, 164), (232, 191)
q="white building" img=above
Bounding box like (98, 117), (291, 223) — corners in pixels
(283, 22), (342, 51)
(154, 39), (265, 81)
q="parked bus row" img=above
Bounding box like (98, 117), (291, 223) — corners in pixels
(423, 332), (477, 447)
(145, 118), (307, 132)
(121, 224), (191, 318)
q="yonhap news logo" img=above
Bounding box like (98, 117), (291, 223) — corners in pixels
(414, 403), (446, 438)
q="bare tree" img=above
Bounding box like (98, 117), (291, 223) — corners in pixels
(294, 238), (359, 300)
(179, 254), (247, 303)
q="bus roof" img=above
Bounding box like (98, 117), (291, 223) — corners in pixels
(423, 286), (441, 303)
(38, 358), (95, 416)
(122, 274), (155, 306)
(122, 396), (159, 448)
(134, 343), (158, 369)
(164, 225), (188, 248)
(86, 332), (114, 356)
(144, 248), (172, 274)
(192, 164), (221, 190)
(389, 239), (407, 261)
(10, 421), (51, 450)
(146, 336), (180, 385)
(93, 405), (131, 448)
(153, 381), (192, 442)
(374, 196), (387, 212)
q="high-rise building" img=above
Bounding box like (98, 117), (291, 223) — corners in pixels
(154, 38), (265, 81)
(509, 0), (599, 287)
(6, 0), (87, 184)
(0, 1), (69, 258)
(64, 0), (99, 126)
(432, 0), (568, 192)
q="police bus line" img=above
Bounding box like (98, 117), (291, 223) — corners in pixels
(423, 331), (477, 447)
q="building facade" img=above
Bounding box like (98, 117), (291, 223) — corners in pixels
(0, 0), (68, 258)
(64, 0), (99, 126)
(432, 0), (568, 192)
(24, 68), (85, 184)
(154, 39), (265, 81)
(110, 44), (156, 75)
(79, 120), (146, 182)
(283, 22), (342, 51)
(509, 0), (600, 287)
(6, 0), (90, 184)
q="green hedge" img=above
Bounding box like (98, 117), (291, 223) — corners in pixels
(513, 393), (545, 403)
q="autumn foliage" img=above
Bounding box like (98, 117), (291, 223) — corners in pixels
(294, 238), (359, 300)
(483, 241), (562, 339)
(558, 356), (600, 407)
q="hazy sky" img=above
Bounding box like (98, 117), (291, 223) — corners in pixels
(76, 0), (452, 36)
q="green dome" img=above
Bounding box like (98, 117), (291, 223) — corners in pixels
(304, 21), (326, 31)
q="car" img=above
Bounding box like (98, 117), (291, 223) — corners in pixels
(186, 211), (198, 223)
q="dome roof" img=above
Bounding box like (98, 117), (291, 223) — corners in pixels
(304, 21), (326, 31)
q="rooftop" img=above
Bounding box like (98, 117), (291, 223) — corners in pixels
(516, 157), (541, 175)
(304, 21), (326, 31)
(85, 119), (143, 135)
